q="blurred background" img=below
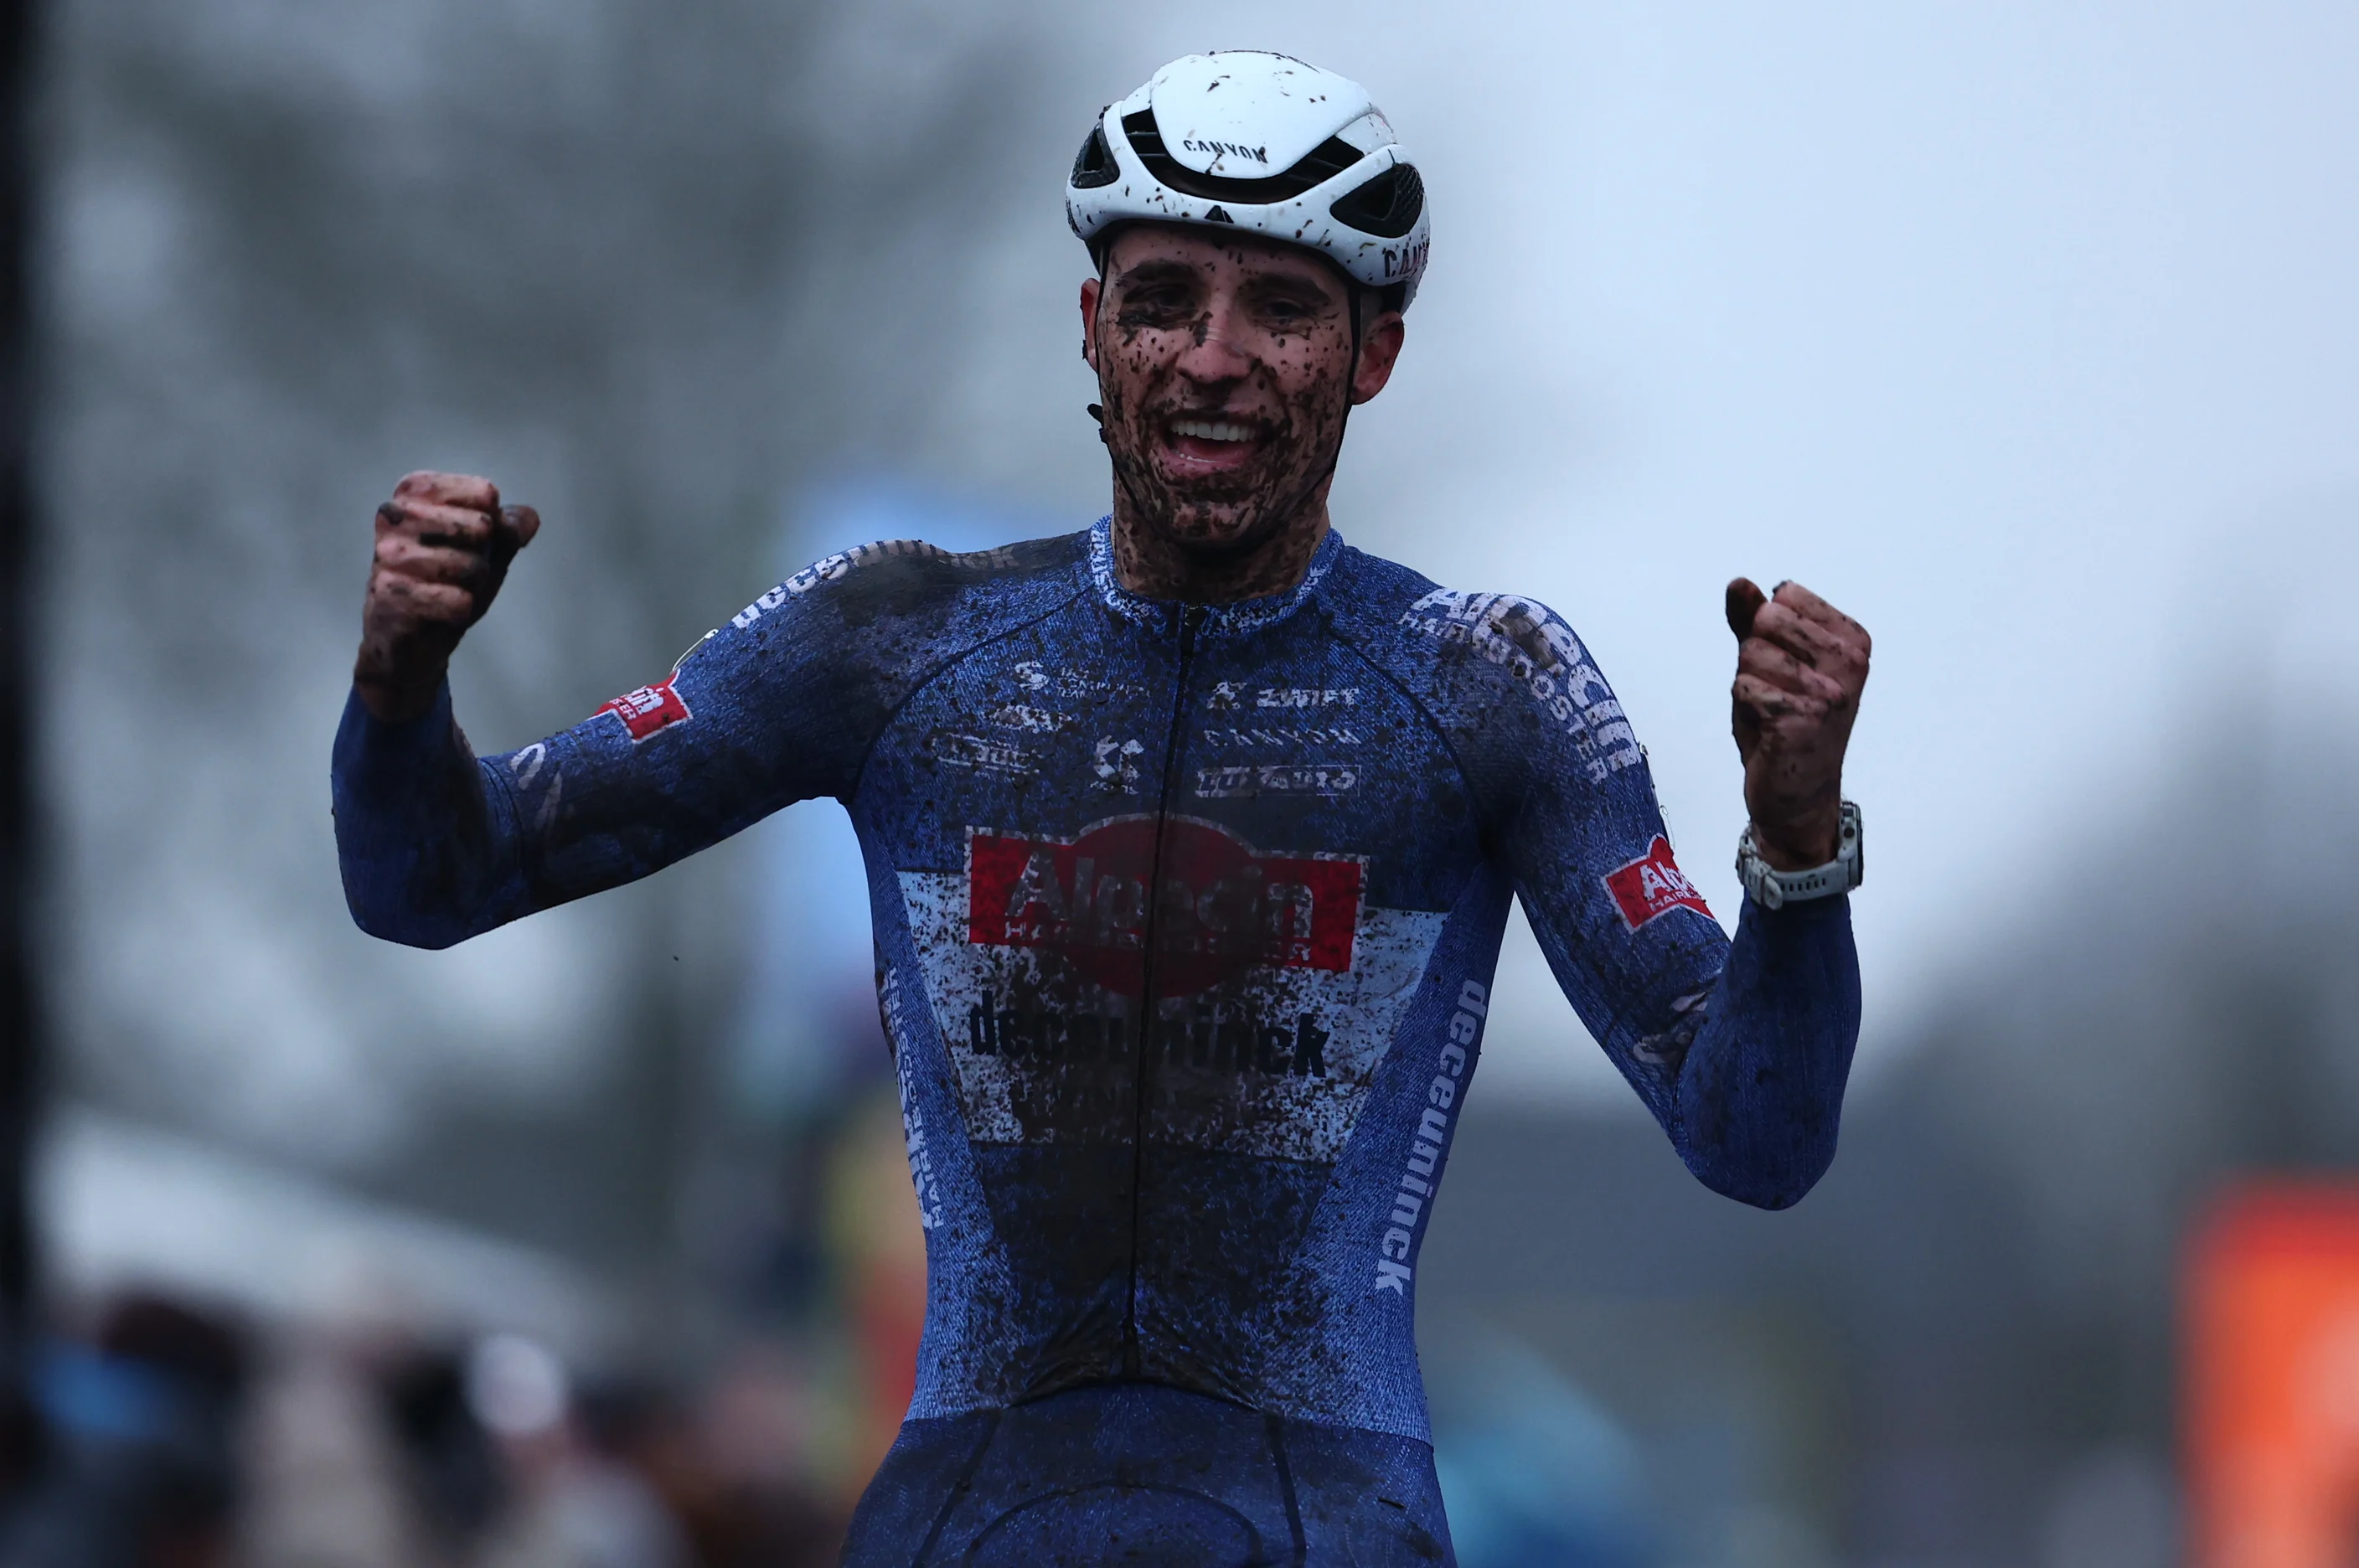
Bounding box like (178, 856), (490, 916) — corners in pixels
(0, 0), (2354, 1562)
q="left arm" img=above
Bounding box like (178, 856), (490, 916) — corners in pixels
(1494, 584), (1869, 1209)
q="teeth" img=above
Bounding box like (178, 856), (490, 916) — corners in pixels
(1171, 419), (1255, 443)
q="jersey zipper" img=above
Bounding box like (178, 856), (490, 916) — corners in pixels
(1120, 601), (1205, 1375)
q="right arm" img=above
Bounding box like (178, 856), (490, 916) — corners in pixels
(332, 471), (864, 947)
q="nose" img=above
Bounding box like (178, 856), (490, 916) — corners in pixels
(1174, 300), (1255, 384)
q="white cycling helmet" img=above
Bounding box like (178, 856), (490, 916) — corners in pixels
(1066, 52), (1431, 312)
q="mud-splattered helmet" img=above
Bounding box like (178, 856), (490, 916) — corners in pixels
(1066, 52), (1431, 312)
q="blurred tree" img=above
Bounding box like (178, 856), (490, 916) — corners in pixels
(40, 0), (1063, 1346)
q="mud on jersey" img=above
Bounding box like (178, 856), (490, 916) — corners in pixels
(333, 519), (1859, 1445)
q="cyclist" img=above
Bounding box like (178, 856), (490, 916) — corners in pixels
(336, 50), (1870, 1567)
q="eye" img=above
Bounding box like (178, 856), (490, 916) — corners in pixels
(1254, 290), (1329, 329)
(1117, 282), (1196, 323)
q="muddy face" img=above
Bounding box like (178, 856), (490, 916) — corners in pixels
(1081, 224), (1403, 599)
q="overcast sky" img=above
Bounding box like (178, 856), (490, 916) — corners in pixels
(65, 0), (2358, 1142)
(852, 0), (2359, 1103)
(36, 3), (2359, 1318)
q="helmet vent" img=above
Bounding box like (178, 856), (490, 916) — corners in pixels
(1329, 163), (1424, 240)
(1070, 122), (1121, 190)
(1121, 108), (1365, 204)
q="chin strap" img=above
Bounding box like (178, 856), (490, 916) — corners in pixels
(1267, 285), (1365, 526)
(1319, 289), (1367, 487)
(1087, 248), (1116, 447)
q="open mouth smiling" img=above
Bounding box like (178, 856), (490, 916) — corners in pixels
(1160, 415), (1271, 474)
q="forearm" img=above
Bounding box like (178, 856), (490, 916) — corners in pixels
(331, 681), (529, 947)
(1670, 895), (1860, 1210)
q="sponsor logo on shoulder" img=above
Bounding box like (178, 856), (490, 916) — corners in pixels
(596, 676), (689, 741)
(729, 540), (931, 628)
(1604, 836), (1711, 930)
(1400, 589), (1641, 781)
(727, 538), (1032, 629)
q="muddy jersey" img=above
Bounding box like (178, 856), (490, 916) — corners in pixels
(333, 519), (1860, 1443)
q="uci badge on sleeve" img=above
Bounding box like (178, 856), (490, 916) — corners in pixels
(1605, 837), (1711, 931)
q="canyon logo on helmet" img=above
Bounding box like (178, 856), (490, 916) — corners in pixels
(1066, 51), (1432, 311)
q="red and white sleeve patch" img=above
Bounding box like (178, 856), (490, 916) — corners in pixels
(596, 676), (690, 741)
(1604, 837), (1712, 930)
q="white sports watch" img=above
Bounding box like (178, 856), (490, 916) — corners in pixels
(1737, 801), (1863, 910)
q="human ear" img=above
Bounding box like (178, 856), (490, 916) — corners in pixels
(1080, 277), (1102, 373)
(1350, 312), (1407, 405)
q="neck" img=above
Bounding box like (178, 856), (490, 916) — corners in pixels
(1109, 492), (1334, 605)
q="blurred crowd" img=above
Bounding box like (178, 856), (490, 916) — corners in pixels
(0, 1289), (854, 1568)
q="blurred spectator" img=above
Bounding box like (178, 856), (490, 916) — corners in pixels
(0, 1292), (249, 1567)
(656, 1347), (839, 1568)
(822, 1092), (927, 1503)
(384, 1344), (509, 1555)
(240, 1330), (431, 1568)
(470, 1338), (688, 1568)
(1432, 1336), (1655, 1568)
(241, 1320), (839, 1568)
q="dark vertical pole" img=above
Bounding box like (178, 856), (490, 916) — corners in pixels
(0, 0), (38, 1402)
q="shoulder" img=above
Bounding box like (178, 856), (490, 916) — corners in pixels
(723, 531), (1088, 640)
(667, 531), (1091, 728)
(1321, 543), (1644, 785)
(1319, 541), (1584, 684)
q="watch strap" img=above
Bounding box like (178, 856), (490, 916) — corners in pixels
(1737, 801), (1862, 910)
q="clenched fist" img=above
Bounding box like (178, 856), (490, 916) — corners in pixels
(1724, 578), (1871, 870)
(354, 472), (539, 722)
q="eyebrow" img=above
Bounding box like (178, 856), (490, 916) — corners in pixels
(1242, 268), (1340, 301)
(1113, 257), (1341, 306)
(1112, 259), (1204, 290)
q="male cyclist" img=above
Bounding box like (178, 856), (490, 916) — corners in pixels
(335, 51), (1870, 1567)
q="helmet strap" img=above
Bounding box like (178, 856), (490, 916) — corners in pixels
(1298, 281), (1366, 499)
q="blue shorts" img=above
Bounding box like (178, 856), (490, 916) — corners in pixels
(842, 1382), (1453, 1566)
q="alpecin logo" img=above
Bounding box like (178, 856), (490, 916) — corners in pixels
(966, 816), (1363, 998)
(1603, 837), (1711, 931)
(596, 676), (689, 741)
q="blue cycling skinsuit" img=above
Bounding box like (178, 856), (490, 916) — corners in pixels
(333, 518), (1860, 1566)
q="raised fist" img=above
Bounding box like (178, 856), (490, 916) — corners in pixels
(354, 471), (539, 722)
(1724, 578), (1871, 869)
